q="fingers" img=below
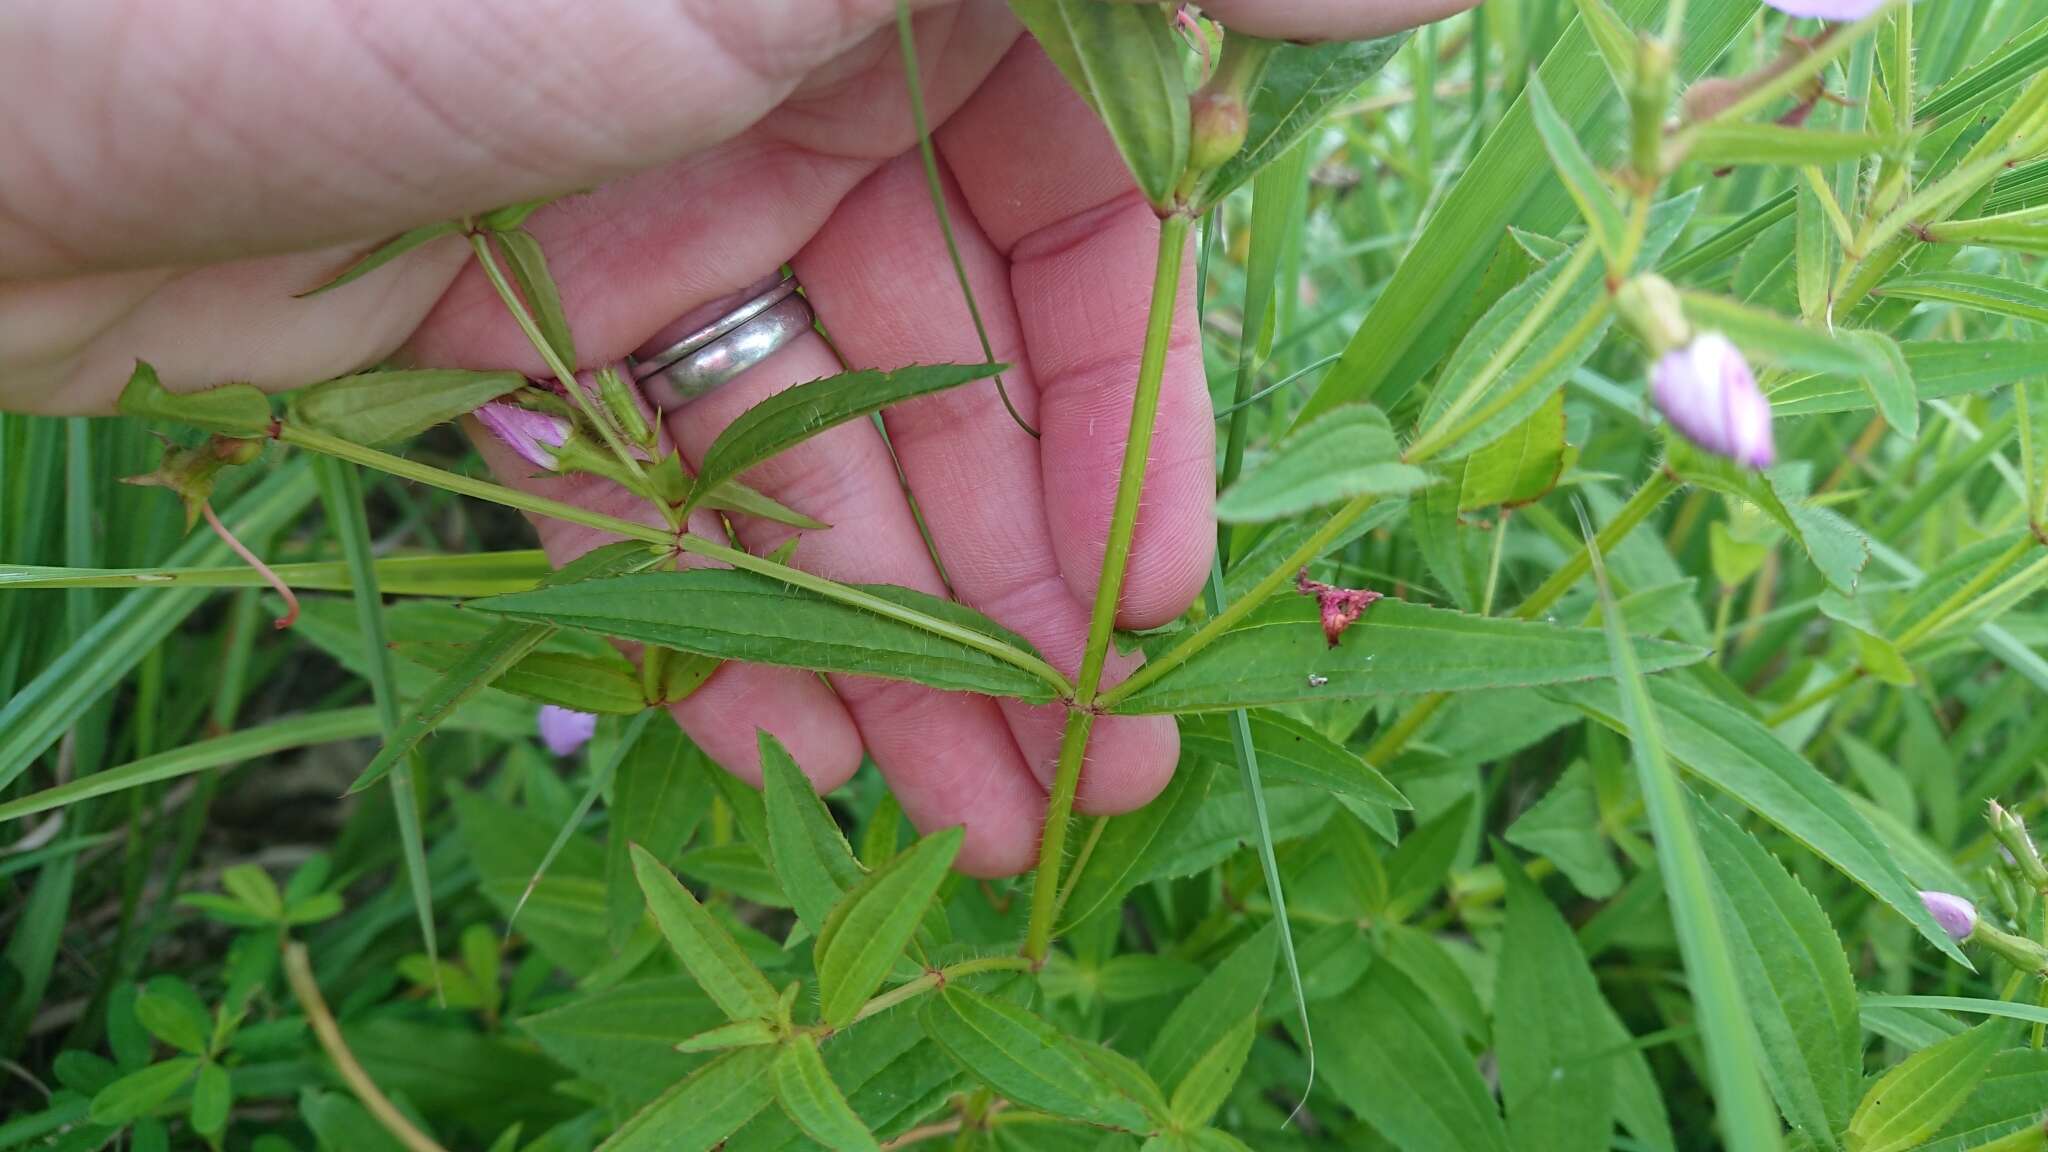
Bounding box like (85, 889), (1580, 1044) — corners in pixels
(937, 42), (1213, 630)
(651, 318), (1050, 876)
(0, 0), (988, 277)
(794, 152), (1178, 815)
(467, 409), (864, 793)
(1111, 0), (1478, 39)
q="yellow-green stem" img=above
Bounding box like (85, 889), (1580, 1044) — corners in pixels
(841, 954), (1034, 1029)
(1896, 539), (2043, 652)
(285, 942), (450, 1152)
(1025, 713), (1095, 962)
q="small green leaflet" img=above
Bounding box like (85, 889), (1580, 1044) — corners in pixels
(117, 361), (271, 437)
(292, 369), (527, 446)
(630, 844), (780, 1022)
(598, 1045), (778, 1152)
(1526, 72), (1627, 269)
(1216, 406), (1433, 522)
(467, 569), (1058, 702)
(1112, 598), (1705, 715)
(297, 219), (462, 297)
(1453, 389), (1570, 510)
(687, 364), (1005, 517)
(814, 827), (960, 1027)
(89, 1059), (200, 1126)
(772, 1035), (879, 1152)
(1847, 1021), (2009, 1152)
(1178, 711), (1407, 811)
(919, 985), (1156, 1131)
(1006, 0), (1188, 210)
(1196, 34), (1409, 209)
(1145, 921), (1277, 1113)
(495, 229), (575, 366)
(761, 730), (866, 937)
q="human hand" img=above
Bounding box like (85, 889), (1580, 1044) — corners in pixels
(2, 0), (1473, 874)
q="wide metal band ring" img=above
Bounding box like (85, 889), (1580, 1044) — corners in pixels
(629, 274), (812, 408)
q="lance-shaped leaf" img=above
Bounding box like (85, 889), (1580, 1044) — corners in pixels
(1526, 73), (1627, 268)
(496, 229), (574, 365)
(1315, 962), (1511, 1152)
(1007, 0), (1187, 210)
(1197, 35), (1408, 209)
(772, 1035), (879, 1152)
(467, 568), (1058, 702)
(89, 1058), (201, 1126)
(1769, 339), (2047, 417)
(630, 844), (779, 1022)
(815, 827), (961, 1027)
(1216, 406), (1433, 523)
(1454, 389), (1570, 510)
(298, 220), (462, 297)
(1179, 711), (1406, 811)
(1111, 598), (1705, 715)
(1495, 849), (1616, 1152)
(1696, 803), (1860, 1148)
(608, 723), (710, 951)
(1146, 922), (1277, 1110)
(1057, 760), (1216, 934)
(689, 363), (1005, 515)
(1875, 271), (2048, 326)
(1681, 291), (1918, 439)
(293, 369), (527, 446)
(117, 361), (271, 437)
(1549, 677), (1972, 967)
(920, 985), (1156, 1131)
(762, 730), (866, 936)
(1848, 1021), (2009, 1152)
(599, 1045), (778, 1152)
(390, 642), (645, 715)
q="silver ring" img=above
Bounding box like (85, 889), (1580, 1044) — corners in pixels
(629, 275), (812, 408)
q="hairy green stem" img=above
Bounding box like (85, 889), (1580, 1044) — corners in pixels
(1895, 534), (2038, 651)
(842, 954), (1034, 1029)
(1025, 714), (1095, 962)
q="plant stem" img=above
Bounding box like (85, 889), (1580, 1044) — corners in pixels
(278, 424), (673, 547)
(1075, 214), (1191, 705)
(1895, 537), (2041, 652)
(1025, 714), (1094, 963)
(1050, 817), (1108, 927)
(1764, 667), (1860, 726)
(284, 941), (451, 1152)
(841, 954), (1034, 1029)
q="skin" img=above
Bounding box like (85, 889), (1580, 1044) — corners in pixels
(1, 0), (1472, 875)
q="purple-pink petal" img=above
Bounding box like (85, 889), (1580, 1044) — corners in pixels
(474, 402), (569, 471)
(1918, 890), (1977, 942)
(538, 705), (597, 757)
(1652, 332), (1775, 470)
(1763, 0), (1887, 18)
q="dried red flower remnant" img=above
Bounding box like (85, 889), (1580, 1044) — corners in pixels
(1296, 569), (1383, 648)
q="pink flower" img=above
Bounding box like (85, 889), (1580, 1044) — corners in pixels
(1762, 0), (1887, 18)
(1919, 890), (1978, 942)
(537, 706), (596, 757)
(1651, 332), (1775, 469)
(474, 402), (569, 470)
(1297, 570), (1383, 648)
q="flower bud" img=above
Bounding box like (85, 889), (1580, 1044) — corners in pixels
(1650, 332), (1775, 469)
(1616, 275), (1692, 357)
(1919, 890), (1977, 942)
(1188, 90), (1250, 174)
(1989, 800), (2048, 890)
(474, 402), (571, 471)
(1972, 918), (2048, 979)
(537, 705), (597, 757)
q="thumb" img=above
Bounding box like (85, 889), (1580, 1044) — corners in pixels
(0, 0), (946, 279)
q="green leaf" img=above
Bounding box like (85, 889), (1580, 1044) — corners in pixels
(919, 985), (1155, 1131)
(761, 731), (865, 937)
(297, 220), (462, 296)
(1526, 72), (1627, 267)
(293, 369), (527, 446)
(1679, 293), (1910, 425)
(607, 723), (710, 951)
(1168, 1017), (1255, 1129)
(1006, 0), (1188, 209)
(630, 843), (780, 1022)
(1550, 676), (1973, 968)
(1667, 440), (1871, 593)
(189, 1062), (231, 1137)
(676, 1018), (780, 1055)
(1198, 35), (1408, 208)
(1314, 962), (1512, 1152)
(1771, 339), (2047, 418)
(1875, 271), (2048, 325)
(391, 640), (646, 715)
(689, 364), (1003, 516)
(1454, 389), (1570, 510)
(88, 1058), (199, 1126)
(1582, 515), (1782, 1152)
(219, 864), (284, 921)
(1112, 598), (1705, 714)
(815, 827), (961, 1027)
(1848, 1021), (2008, 1152)
(116, 361), (271, 436)
(1179, 711), (1407, 811)
(1056, 760), (1215, 934)
(1921, 1048), (2048, 1152)
(135, 982), (213, 1056)
(1686, 125), (1888, 167)
(468, 568), (1058, 702)
(496, 229), (575, 366)
(1216, 406), (1433, 523)
(1505, 760), (1621, 898)
(1495, 849), (1617, 1152)
(599, 1045), (779, 1152)
(1572, 0), (1639, 91)
(1696, 803), (1861, 1147)
(772, 1035), (880, 1152)
(1146, 922), (1277, 1110)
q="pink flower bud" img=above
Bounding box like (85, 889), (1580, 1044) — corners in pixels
(537, 705), (597, 757)
(1651, 332), (1775, 469)
(1919, 890), (1977, 942)
(474, 402), (570, 471)
(1763, 0), (1887, 18)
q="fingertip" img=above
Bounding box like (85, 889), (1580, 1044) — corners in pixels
(1073, 713), (1180, 815)
(668, 664), (863, 794)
